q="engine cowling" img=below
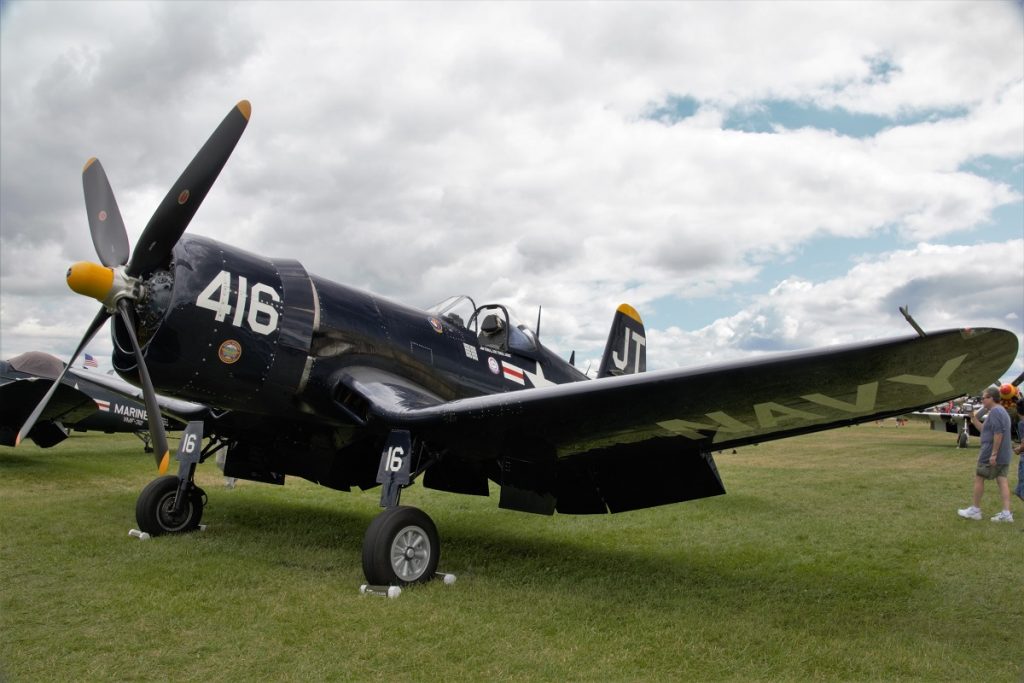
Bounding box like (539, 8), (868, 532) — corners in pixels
(113, 235), (316, 414)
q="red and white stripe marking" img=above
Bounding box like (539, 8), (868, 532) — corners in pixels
(502, 362), (526, 386)
(94, 399), (110, 412)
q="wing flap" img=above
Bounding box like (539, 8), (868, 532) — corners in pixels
(556, 437), (726, 514)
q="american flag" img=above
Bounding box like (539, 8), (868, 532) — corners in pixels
(83, 353), (98, 368)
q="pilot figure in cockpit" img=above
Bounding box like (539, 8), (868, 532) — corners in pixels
(478, 314), (507, 350)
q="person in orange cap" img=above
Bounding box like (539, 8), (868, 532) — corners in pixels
(958, 387), (1014, 522)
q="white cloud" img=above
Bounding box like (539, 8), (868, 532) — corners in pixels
(646, 241), (1024, 376)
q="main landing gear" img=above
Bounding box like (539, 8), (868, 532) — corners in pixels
(134, 430), (154, 453)
(362, 505), (439, 585)
(136, 474), (206, 535)
(132, 425), (444, 587)
(361, 430), (441, 586)
(135, 421), (208, 536)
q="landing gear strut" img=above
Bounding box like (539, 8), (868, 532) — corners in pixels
(362, 430), (441, 585)
(134, 430), (154, 453)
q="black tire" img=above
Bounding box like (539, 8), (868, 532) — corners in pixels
(362, 506), (439, 585)
(957, 430), (968, 449)
(135, 475), (205, 536)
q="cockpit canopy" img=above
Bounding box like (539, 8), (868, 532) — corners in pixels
(428, 295), (539, 355)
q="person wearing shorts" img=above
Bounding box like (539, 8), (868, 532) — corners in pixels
(957, 387), (1013, 522)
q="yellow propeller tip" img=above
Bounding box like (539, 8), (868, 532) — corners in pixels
(236, 100), (251, 121)
(158, 451), (170, 475)
(83, 157), (98, 172)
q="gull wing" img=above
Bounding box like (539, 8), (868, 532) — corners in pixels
(351, 328), (1017, 514)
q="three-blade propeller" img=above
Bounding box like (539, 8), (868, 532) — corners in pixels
(16, 101), (251, 474)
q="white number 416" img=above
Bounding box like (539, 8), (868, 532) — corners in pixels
(196, 270), (280, 336)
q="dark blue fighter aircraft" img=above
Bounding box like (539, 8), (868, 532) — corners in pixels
(16, 101), (1020, 586)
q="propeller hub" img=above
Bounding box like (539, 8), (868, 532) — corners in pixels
(67, 261), (139, 310)
(66, 261), (114, 301)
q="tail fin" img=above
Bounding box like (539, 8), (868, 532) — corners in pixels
(597, 304), (647, 378)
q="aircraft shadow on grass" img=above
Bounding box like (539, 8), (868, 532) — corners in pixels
(196, 493), (918, 609)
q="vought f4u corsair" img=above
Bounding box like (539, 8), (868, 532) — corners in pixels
(18, 101), (1019, 586)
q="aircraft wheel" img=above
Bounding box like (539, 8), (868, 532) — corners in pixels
(957, 430), (968, 449)
(362, 506), (439, 586)
(136, 475), (205, 536)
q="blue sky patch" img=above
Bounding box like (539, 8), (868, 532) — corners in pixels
(645, 95), (700, 123)
(865, 55), (900, 84)
(646, 93), (970, 139)
(721, 100), (969, 138)
(959, 155), (1024, 190)
(646, 293), (736, 331)
(723, 100), (893, 136)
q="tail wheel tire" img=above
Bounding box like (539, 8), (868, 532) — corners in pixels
(136, 474), (205, 536)
(362, 506), (439, 586)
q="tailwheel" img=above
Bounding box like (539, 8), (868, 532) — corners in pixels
(362, 506), (439, 586)
(136, 474), (205, 536)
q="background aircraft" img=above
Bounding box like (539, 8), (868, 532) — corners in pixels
(17, 101), (1019, 586)
(911, 376), (1022, 447)
(1, 351), (209, 450)
(910, 398), (981, 449)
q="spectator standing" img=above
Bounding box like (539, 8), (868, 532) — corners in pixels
(957, 387), (1014, 522)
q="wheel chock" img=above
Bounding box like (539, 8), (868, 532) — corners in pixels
(128, 528), (151, 540)
(360, 584), (402, 599)
(358, 574), (454, 597)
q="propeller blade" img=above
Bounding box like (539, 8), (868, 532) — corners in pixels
(16, 307), (111, 446)
(82, 158), (130, 267)
(126, 100), (251, 278)
(115, 300), (171, 473)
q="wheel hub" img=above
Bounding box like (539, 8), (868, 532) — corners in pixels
(390, 525), (431, 582)
(157, 492), (192, 531)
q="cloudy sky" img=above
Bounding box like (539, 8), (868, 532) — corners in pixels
(2, 1), (1022, 385)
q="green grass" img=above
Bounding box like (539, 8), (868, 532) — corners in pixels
(2, 423), (1021, 681)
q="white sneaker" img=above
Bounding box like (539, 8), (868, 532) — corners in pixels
(957, 506), (982, 520)
(990, 510), (1014, 523)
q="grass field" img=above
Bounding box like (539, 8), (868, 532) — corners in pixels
(2, 422), (1021, 681)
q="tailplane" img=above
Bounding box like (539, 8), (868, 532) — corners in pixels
(597, 304), (647, 378)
